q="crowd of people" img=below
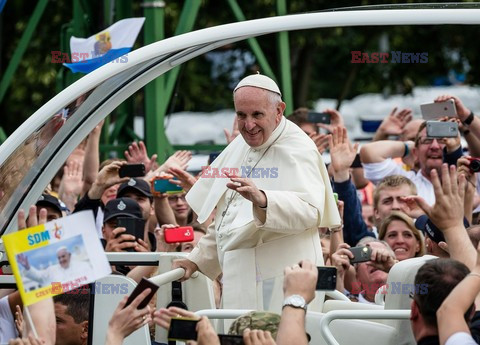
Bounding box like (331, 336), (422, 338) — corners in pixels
(1, 73), (480, 345)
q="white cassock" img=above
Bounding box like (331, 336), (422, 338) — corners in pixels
(187, 116), (341, 312)
(24, 259), (93, 287)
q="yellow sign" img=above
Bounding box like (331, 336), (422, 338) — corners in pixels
(3, 211), (111, 305)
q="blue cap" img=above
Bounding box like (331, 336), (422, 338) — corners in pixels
(415, 215), (470, 244)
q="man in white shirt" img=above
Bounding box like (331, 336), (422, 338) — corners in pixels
(361, 121), (459, 205)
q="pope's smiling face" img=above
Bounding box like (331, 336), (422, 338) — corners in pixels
(57, 249), (71, 269)
(234, 87), (285, 147)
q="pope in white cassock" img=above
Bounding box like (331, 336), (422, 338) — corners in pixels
(18, 246), (92, 289)
(173, 74), (341, 312)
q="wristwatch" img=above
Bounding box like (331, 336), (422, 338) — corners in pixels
(282, 294), (308, 311)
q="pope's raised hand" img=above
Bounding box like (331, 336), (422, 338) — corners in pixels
(226, 173), (267, 208)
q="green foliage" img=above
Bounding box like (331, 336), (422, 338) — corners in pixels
(1, 0), (479, 136)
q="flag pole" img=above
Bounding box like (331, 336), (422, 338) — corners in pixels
(24, 305), (39, 338)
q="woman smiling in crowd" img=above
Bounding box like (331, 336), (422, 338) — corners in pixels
(378, 211), (425, 261)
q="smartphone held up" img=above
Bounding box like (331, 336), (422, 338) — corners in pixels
(168, 317), (199, 341)
(307, 112), (331, 124)
(421, 99), (457, 120)
(119, 163), (146, 178)
(164, 226), (194, 244)
(116, 217), (146, 252)
(124, 277), (159, 309)
(426, 121), (459, 138)
(316, 266), (337, 291)
(151, 175), (183, 196)
(349, 246), (372, 264)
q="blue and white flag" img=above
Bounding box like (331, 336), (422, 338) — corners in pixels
(64, 17), (145, 74)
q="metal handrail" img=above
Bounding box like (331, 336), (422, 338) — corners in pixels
(148, 267), (185, 286)
(195, 309), (254, 319)
(320, 309), (411, 345)
(326, 290), (351, 302)
(374, 285), (388, 306)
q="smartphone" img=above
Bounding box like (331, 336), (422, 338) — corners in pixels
(307, 112), (331, 124)
(426, 121), (459, 138)
(168, 317), (199, 341)
(218, 334), (244, 345)
(152, 176), (183, 194)
(333, 193), (338, 203)
(164, 226), (194, 244)
(420, 100), (457, 120)
(350, 153), (362, 168)
(209, 152), (221, 165)
(349, 246), (372, 264)
(117, 217), (145, 239)
(119, 164), (146, 178)
(117, 217), (145, 252)
(124, 277), (159, 309)
(316, 266), (337, 290)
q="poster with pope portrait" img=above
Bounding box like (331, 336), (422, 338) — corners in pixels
(3, 210), (111, 305)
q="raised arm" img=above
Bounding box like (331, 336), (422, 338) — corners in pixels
(87, 161), (129, 200)
(360, 139), (414, 164)
(82, 120), (103, 196)
(124, 141), (158, 173)
(58, 160), (83, 211)
(408, 164), (476, 269)
(329, 126), (372, 246)
(437, 243), (480, 345)
(457, 156), (477, 224)
(435, 95), (480, 145)
(153, 195), (177, 226)
(373, 107), (413, 142)
(276, 260), (317, 345)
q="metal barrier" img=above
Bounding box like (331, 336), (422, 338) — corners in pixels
(320, 309), (411, 345)
(325, 290), (351, 302)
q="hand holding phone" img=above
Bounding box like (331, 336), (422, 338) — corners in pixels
(117, 217), (145, 239)
(349, 246), (372, 264)
(151, 175), (183, 196)
(119, 164), (146, 178)
(124, 277), (159, 309)
(421, 100), (457, 120)
(116, 217), (146, 252)
(164, 226), (194, 244)
(316, 266), (337, 290)
(307, 112), (331, 124)
(219, 334), (244, 345)
(168, 317), (199, 341)
(426, 121), (459, 138)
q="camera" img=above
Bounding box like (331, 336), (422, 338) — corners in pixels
(469, 158), (480, 173)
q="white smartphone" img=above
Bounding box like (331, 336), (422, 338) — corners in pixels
(420, 100), (457, 120)
(426, 121), (459, 138)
